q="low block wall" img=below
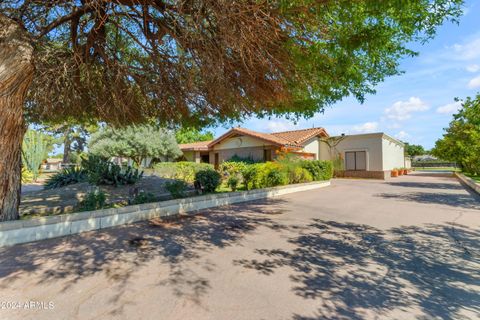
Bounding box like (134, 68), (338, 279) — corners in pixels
(335, 170), (391, 180)
(0, 181), (330, 247)
(454, 172), (480, 195)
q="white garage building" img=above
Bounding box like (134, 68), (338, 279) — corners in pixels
(319, 132), (406, 179)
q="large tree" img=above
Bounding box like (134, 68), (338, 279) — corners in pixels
(89, 124), (182, 166)
(432, 95), (480, 174)
(175, 127), (214, 144)
(0, 1), (463, 220)
(404, 143), (427, 158)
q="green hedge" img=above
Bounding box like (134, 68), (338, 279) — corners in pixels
(241, 160), (333, 190)
(301, 160), (333, 181)
(153, 162), (213, 183)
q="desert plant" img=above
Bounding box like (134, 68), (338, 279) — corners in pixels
(165, 180), (188, 198)
(79, 188), (106, 211)
(44, 166), (87, 189)
(227, 176), (240, 191)
(22, 129), (49, 181)
(195, 169), (221, 193)
(81, 155), (143, 186)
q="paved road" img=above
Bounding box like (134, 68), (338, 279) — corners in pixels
(1, 173), (479, 320)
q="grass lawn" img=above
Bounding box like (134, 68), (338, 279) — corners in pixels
(464, 173), (480, 183)
(414, 167), (460, 172)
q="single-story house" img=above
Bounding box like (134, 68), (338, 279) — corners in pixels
(40, 158), (64, 171)
(179, 127), (408, 179)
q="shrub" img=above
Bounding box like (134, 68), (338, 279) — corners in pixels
(154, 162), (213, 183)
(44, 167), (87, 189)
(195, 169), (221, 192)
(227, 176), (239, 191)
(228, 154), (258, 164)
(82, 155), (143, 186)
(165, 180), (188, 198)
(219, 161), (248, 178)
(21, 167), (34, 184)
(130, 191), (158, 204)
(288, 167), (313, 184)
(260, 162), (288, 187)
(241, 164), (261, 190)
(79, 188), (106, 211)
(301, 160), (333, 181)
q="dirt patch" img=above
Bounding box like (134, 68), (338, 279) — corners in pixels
(20, 175), (189, 218)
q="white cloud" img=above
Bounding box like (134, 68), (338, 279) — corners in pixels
(466, 64), (480, 72)
(468, 75), (480, 89)
(384, 97), (429, 121)
(352, 122), (379, 134)
(436, 101), (463, 114)
(452, 37), (480, 60)
(395, 131), (410, 140)
(265, 120), (296, 132)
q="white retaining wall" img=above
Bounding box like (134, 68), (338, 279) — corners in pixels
(454, 172), (480, 195)
(0, 181), (330, 247)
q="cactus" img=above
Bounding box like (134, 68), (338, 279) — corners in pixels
(22, 130), (49, 181)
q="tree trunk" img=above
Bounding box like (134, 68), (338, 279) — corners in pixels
(63, 127), (72, 163)
(0, 15), (34, 221)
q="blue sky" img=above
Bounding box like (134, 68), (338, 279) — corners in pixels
(211, 0), (480, 150)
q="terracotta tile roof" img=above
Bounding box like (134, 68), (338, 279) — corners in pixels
(271, 127), (329, 144)
(208, 127), (296, 147)
(179, 140), (212, 151)
(180, 127), (329, 151)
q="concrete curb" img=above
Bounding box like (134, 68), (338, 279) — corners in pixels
(454, 172), (480, 195)
(0, 181), (330, 247)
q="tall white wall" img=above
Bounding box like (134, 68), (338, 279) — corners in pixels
(382, 138), (405, 170)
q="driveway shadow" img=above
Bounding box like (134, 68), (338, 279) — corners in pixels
(235, 219), (480, 319)
(0, 198), (288, 315)
(375, 191), (480, 210)
(385, 181), (464, 190)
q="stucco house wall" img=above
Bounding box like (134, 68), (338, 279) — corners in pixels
(331, 134), (384, 171)
(382, 137), (405, 170)
(302, 138), (319, 160)
(209, 135), (277, 164)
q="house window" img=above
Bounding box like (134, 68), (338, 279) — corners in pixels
(345, 151), (366, 171)
(263, 149), (272, 162)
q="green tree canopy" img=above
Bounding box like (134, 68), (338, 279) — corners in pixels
(0, 0), (463, 127)
(432, 96), (480, 174)
(88, 125), (182, 166)
(0, 0), (465, 220)
(404, 143), (427, 158)
(175, 128), (214, 144)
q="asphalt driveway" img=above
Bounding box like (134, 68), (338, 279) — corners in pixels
(1, 173), (479, 320)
